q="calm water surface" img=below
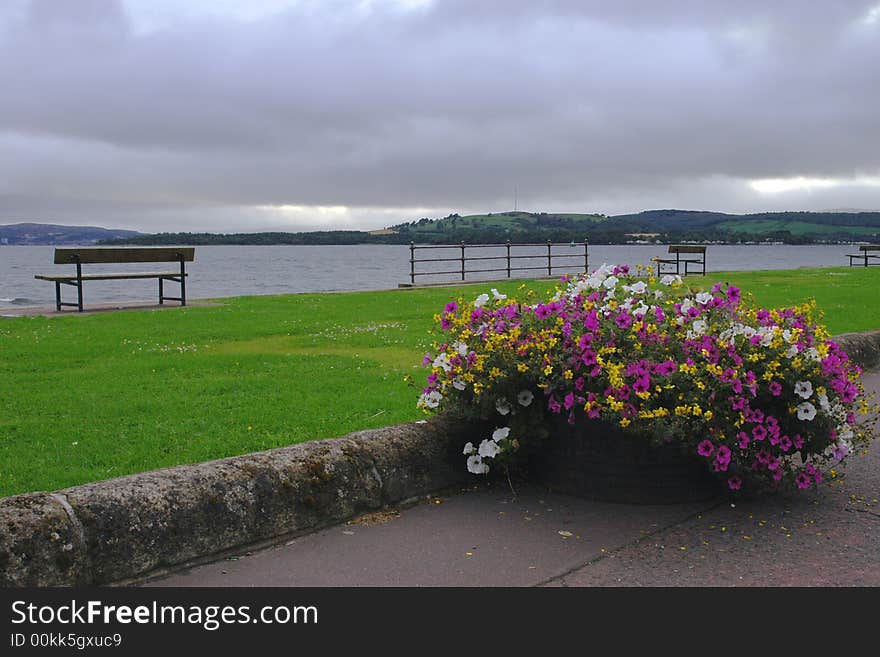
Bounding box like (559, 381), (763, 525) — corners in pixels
(0, 244), (860, 309)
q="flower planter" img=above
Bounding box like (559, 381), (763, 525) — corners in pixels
(528, 419), (720, 504)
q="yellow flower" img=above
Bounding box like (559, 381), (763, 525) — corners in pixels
(563, 369), (574, 380)
(517, 363), (529, 373)
(619, 418), (631, 428)
(543, 365), (553, 376)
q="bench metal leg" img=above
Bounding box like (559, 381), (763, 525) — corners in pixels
(158, 258), (187, 306)
(54, 281), (61, 312)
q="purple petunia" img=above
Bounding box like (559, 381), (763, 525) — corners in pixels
(697, 440), (714, 457)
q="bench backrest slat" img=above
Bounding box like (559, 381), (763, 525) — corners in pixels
(54, 247), (195, 265)
(859, 245), (880, 252)
(668, 245), (706, 254)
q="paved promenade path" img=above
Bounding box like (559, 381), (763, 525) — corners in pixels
(149, 370), (879, 587)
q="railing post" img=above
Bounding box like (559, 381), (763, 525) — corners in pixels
(584, 239), (589, 274)
(460, 241), (466, 281)
(409, 242), (415, 285)
(547, 240), (552, 277)
(506, 240), (511, 278)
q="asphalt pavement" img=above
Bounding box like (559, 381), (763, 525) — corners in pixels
(147, 370), (880, 587)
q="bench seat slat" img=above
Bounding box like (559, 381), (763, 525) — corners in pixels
(35, 272), (188, 281)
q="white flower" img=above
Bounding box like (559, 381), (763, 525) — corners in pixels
(687, 319), (708, 338)
(466, 454), (489, 474)
(602, 275), (619, 290)
(695, 292), (713, 306)
(794, 380), (813, 400)
(654, 289), (664, 299)
(474, 293), (490, 307)
(785, 345), (799, 359)
(418, 390), (443, 409)
(478, 438), (500, 459)
(623, 281), (647, 295)
(432, 353), (451, 372)
(491, 288), (507, 301)
(584, 274), (604, 290)
(495, 398), (511, 415)
(492, 427), (511, 442)
(452, 377), (466, 391)
(680, 298), (695, 315)
(817, 392), (830, 411)
(517, 390), (534, 407)
(660, 274), (681, 286)
(453, 341), (469, 356)
(463, 442), (475, 455)
(796, 402), (817, 421)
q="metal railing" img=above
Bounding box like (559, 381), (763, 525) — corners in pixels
(408, 240), (589, 285)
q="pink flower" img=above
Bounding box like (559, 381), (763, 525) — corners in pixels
(727, 286), (741, 306)
(614, 312), (633, 330)
(736, 432), (750, 449)
(796, 472), (812, 489)
(697, 440), (714, 457)
(768, 381), (782, 396)
(727, 476), (743, 491)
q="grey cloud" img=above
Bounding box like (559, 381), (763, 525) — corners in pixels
(0, 0), (878, 231)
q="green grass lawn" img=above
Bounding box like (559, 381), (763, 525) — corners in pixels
(1, 267), (878, 497)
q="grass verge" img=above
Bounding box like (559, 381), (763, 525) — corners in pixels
(1, 266), (877, 496)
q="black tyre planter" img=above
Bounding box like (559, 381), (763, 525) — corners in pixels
(529, 420), (721, 504)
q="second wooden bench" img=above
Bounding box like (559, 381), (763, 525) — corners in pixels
(652, 245), (706, 276)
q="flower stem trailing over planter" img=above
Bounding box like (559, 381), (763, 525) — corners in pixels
(418, 264), (878, 493)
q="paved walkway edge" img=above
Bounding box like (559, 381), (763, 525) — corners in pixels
(1, 330), (877, 586)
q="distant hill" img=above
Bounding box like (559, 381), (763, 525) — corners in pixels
(390, 209), (880, 244)
(0, 223), (141, 245)
(92, 209), (880, 246)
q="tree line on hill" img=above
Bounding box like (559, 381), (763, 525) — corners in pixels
(94, 210), (880, 246)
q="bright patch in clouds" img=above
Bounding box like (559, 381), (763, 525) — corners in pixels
(750, 176), (880, 194)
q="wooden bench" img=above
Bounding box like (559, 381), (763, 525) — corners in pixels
(846, 245), (880, 267)
(35, 247), (195, 312)
(652, 245), (706, 276)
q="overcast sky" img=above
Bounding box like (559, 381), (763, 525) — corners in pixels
(1, 0), (879, 233)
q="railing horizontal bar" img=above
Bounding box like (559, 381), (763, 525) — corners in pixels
(410, 257), (465, 263)
(411, 254), (586, 264)
(411, 242), (587, 249)
(411, 269), (464, 277)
